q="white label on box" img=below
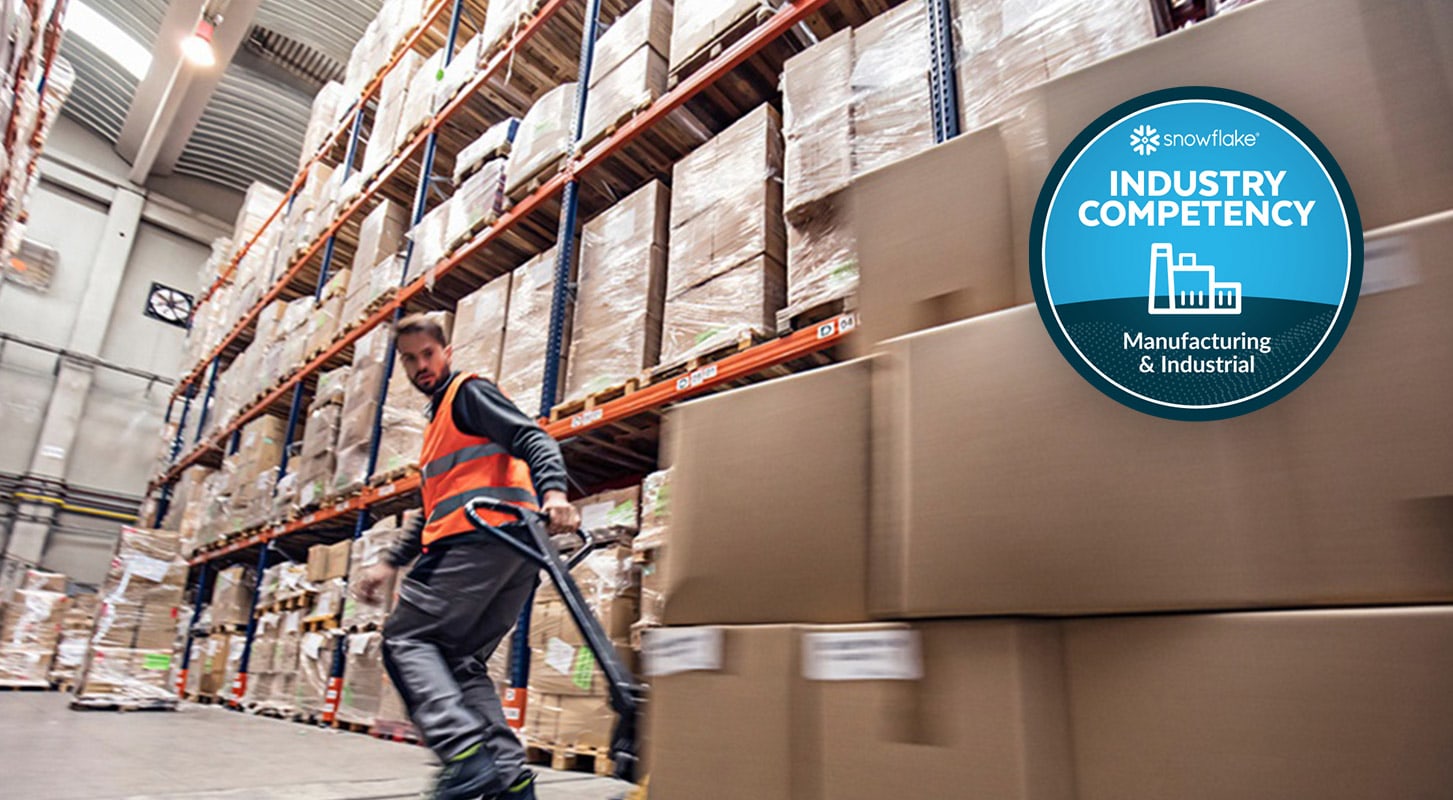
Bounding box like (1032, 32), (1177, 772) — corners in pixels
(643, 627), (724, 677)
(127, 554), (172, 583)
(802, 630), (922, 682)
(545, 637), (576, 675)
(302, 631), (324, 659)
(579, 501), (613, 532)
(40, 444), (65, 460)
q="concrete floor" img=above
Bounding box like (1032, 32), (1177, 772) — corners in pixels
(0, 692), (631, 799)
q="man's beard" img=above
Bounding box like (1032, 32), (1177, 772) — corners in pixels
(410, 372), (437, 393)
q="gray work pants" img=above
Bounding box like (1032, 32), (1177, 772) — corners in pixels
(382, 533), (536, 773)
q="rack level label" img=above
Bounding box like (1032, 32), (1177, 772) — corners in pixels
(675, 364), (718, 392)
(571, 408), (604, 429)
(378, 482), (396, 497)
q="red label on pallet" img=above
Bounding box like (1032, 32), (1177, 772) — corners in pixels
(232, 672), (248, 701)
(322, 676), (344, 723)
(501, 686), (527, 729)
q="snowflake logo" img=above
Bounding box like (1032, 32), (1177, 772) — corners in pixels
(1129, 124), (1159, 156)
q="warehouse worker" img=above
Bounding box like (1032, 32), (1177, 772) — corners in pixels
(356, 312), (580, 800)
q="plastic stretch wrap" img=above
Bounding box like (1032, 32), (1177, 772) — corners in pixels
(505, 82), (576, 197)
(782, 28), (853, 215)
(49, 629), (91, 683)
(452, 272), (512, 382)
(850, 1), (934, 178)
(583, 0), (672, 143)
(480, 0), (542, 57)
(242, 612), (280, 705)
(231, 183), (287, 259)
(352, 200), (409, 283)
(666, 104), (784, 297)
(530, 542), (637, 696)
(341, 252), (406, 331)
(343, 518), (408, 630)
(538, 693), (616, 751)
(377, 668), (410, 725)
(338, 631), (386, 725)
(454, 118), (519, 183)
(950, 0), (1156, 132)
(375, 361), (428, 480)
(315, 367), (352, 407)
(298, 81), (350, 169)
(408, 199), (452, 283)
(669, 0), (778, 72)
(634, 469), (671, 552)
(565, 181), (668, 405)
(785, 193), (858, 311)
(301, 403), (342, 462)
(195, 634), (229, 696)
(332, 328), (391, 496)
(402, 50), (447, 139)
(363, 51), (423, 179)
(1, 589), (67, 651)
(305, 287), (349, 363)
(210, 565), (256, 629)
(659, 255), (785, 367)
(447, 159), (509, 246)
(438, 34), (484, 107)
(310, 578), (348, 621)
(0, 647), (54, 686)
(577, 486), (641, 543)
(79, 647), (173, 701)
(499, 246), (573, 416)
(295, 630), (341, 715)
(21, 568), (66, 593)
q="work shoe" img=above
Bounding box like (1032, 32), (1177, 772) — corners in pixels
(429, 743), (503, 800)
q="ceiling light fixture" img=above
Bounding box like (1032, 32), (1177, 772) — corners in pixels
(181, 16), (219, 68)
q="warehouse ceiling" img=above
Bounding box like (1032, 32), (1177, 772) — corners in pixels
(59, 0), (383, 194)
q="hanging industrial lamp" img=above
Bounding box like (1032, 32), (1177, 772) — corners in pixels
(181, 14), (220, 67)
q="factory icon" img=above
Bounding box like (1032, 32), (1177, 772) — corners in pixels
(1148, 243), (1242, 315)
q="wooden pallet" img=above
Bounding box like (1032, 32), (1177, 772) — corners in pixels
(332, 718), (371, 734)
(649, 329), (770, 383)
(578, 93), (659, 155)
(70, 697), (178, 712)
(775, 292), (858, 335)
(185, 692), (219, 705)
(548, 377), (642, 422)
(505, 152), (565, 204)
(0, 681), (53, 691)
(301, 615), (339, 632)
(666, 6), (780, 88)
(368, 465), (419, 488)
(343, 621), (382, 634)
(210, 623), (247, 636)
(524, 741), (616, 778)
(52, 678), (77, 694)
(254, 591), (316, 616)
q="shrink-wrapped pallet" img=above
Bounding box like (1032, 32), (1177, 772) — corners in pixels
(499, 246), (573, 417)
(451, 272), (512, 382)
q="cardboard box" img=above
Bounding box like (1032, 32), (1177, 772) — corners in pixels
(666, 104), (784, 297)
(648, 620), (1069, 800)
(850, 2), (934, 178)
(550, 693), (615, 751)
(662, 359), (870, 625)
(583, 46), (668, 147)
(635, 468), (671, 551)
(670, 0), (779, 73)
(92, 600), (140, 648)
(592, 0), (672, 81)
(782, 28), (853, 216)
(506, 82), (576, 196)
(452, 272), (512, 382)
(565, 181), (669, 405)
(784, 192), (857, 314)
(949, 0), (1155, 133)
(870, 223), (1453, 618)
(325, 539), (352, 581)
(210, 566), (255, 628)
(305, 544), (330, 583)
(337, 631), (385, 726)
(848, 123), (1016, 351)
(1002, 0), (1453, 301)
(499, 246), (574, 416)
(133, 604), (176, 650)
(1065, 607), (1453, 799)
(20, 569), (65, 593)
(658, 254), (785, 367)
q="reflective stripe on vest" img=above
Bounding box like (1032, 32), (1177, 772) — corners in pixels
(419, 373), (538, 546)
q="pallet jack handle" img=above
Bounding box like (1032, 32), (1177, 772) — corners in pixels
(464, 497), (645, 782)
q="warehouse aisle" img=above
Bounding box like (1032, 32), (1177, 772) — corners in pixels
(0, 693), (629, 800)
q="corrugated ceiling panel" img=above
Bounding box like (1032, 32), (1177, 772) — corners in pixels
(173, 64), (311, 192)
(254, 0), (383, 66)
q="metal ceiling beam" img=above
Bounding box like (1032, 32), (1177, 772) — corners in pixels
(116, 0), (261, 183)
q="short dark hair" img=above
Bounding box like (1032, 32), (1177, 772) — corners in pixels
(395, 313), (449, 346)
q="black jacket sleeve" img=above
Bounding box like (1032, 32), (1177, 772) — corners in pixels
(384, 512), (424, 568)
(451, 377), (570, 497)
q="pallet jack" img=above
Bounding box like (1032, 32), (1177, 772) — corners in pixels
(464, 497), (647, 784)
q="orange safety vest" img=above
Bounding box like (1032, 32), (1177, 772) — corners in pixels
(419, 372), (539, 546)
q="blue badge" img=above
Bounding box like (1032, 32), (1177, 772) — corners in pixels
(1030, 87), (1362, 420)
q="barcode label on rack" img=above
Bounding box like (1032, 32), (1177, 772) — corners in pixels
(571, 409), (604, 429)
(303, 513), (316, 524)
(676, 364), (718, 392)
(379, 483), (396, 496)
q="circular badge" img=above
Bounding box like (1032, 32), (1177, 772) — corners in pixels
(1030, 87), (1362, 420)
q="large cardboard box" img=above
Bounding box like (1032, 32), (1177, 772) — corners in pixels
(1064, 607), (1453, 799)
(849, 123), (1016, 351)
(593, 0), (672, 81)
(452, 272), (511, 382)
(658, 255), (785, 367)
(645, 620), (1072, 800)
(1002, 0), (1453, 301)
(583, 0), (670, 146)
(499, 246), (574, 417)
(506, 83), (576, 197)
(870, 217), (1453, 617)
(325, 540), (352, 581)
(662, 360), (870, 625)
(849, 1), (934, 178)
(565, 181), (669, 405)
(782, 28), (853, 217)
(666, 104), (785, 298)
(337, 631), (385, 726)
(784, 192), (857, 315)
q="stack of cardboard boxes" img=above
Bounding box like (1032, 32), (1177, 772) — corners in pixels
(644, 2), (1453, 797)
(563, 181), (669, 407)
(581, 0), (672, 148)
(0, 570), (69, 686)
(526, 487), (641, 753)
(505, 82), (576, 201)
(223, 415), (287, 535)
(48, 592), (98, 685)
(279, 366), (350, 515)
(450, 272), (512, 382)
(208, 564), (256, 629)
(332, 327), (393, 496)
(660, 104), (785, 367)
(341, 200), (410, 328)
(630, 469), (670, 647)
(75, 527), (188, 706)
(499, 246), (573, 417)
